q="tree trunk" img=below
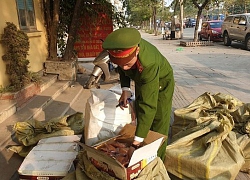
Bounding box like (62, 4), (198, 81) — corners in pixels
(63, 0), (83, 61)
(193, 9), (202, 42)
(44, 0), (59, 60)
(192, 0), (210, 42)
(171, 0), (178, 31)
(179, 0), (184, 39)
(153, 6), (157, 36)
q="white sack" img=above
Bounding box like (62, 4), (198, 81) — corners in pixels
(84, 88), (132, 146)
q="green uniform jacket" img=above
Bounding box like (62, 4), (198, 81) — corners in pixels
(118, 38), (175, 139)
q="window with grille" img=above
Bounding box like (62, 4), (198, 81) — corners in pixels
(16, 0), (36, 31)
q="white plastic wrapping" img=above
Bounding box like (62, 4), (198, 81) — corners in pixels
(84, 88), (133, 146)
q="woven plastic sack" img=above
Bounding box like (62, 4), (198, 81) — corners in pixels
(13, 112), (83, 146)
(233, 103), (250, 174)
(165, 106), (245, 180)
(171, 92), (243, 137)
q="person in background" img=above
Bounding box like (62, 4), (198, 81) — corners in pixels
(102, 27), (174, 161)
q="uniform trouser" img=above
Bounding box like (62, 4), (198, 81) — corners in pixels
(151, 76), (174, 161)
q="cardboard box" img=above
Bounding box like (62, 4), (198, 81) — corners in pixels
(82, 124), (166, 180)
(18, 135), (81, 180)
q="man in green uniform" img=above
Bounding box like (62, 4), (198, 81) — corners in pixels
(102, 28), (174, 160)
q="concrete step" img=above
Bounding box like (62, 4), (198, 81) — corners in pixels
(0, 74), (58, 124)
(0, 79), (84, 180)
(33, 82), (83, 121)
(0, 80), (71, 151)
(0, 100), (16, 124)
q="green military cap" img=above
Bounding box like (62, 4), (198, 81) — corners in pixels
(102, 28), (141, 50)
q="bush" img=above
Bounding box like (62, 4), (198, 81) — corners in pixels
(1, 22), (31, 91)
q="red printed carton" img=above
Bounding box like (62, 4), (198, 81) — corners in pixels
(82, 124), (166, 180)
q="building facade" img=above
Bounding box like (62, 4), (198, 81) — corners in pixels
(0, 0), (48, 88)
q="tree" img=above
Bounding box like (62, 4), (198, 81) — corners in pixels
(126, 0), (151, 27)
(223, 0), (250, 14)
(127, 0), (163, 35)
(43, 0), (124, 61)
(45, 0), (94, 61)
(192, 0), (230, 41)
(191, 0), (210, 42)
(170, 0), (180, 32)
(150, 0), (163, 35)
(183, 0), (198, 18)
(43, 0), (60, 60)
(62, 0), (84, 60)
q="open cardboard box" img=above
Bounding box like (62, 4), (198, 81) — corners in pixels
(81, 124), (166, 180)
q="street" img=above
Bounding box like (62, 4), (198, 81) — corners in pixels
(139, 27), (250, 180)
(141, 27), (250, 107)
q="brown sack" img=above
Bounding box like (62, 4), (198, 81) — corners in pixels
(231, 103), (250, 174)
(171, 92), (243, 137)
(166, 92), (246, 180)
(165, 117), (245, 180)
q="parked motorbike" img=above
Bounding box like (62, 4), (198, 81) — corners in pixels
(84, 49), (119, 89)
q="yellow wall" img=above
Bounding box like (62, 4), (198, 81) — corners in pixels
(0, 0), (48, 88)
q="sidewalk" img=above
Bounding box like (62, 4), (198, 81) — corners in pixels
(138, 30), (250, 180)
(140, 30), (250, 106)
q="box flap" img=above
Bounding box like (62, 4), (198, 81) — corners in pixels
(118, 124), (136, 138)
(118, 124), (167, 145)
(128, 137), (164, 167)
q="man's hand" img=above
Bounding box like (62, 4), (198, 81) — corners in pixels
(118, 90), (132, 110)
